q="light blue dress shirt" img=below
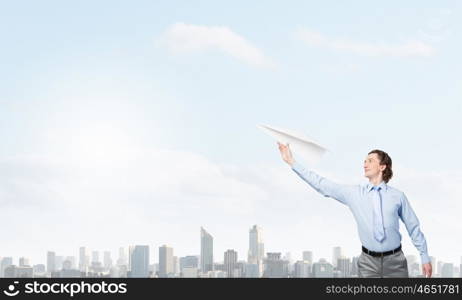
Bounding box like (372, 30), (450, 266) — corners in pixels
(291, 161), (430, 264)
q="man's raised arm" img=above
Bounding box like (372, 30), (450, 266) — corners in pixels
(278, 142), (351, 205)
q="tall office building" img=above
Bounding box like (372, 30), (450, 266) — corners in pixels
(248, 225), (264, 263)
(92, 251), (99, 264)
(248, 225), (264, 277)
(200, 227), (214, 274)
(437, 261), (444, 277)
(429, 256), (437, 275)
(294, 260), (312, 278)
(1, 257), (13, 278)
(129, 245), (150, 278)
(64, 256), (76, 269)
(79, 247), (90, 272)
(332, 247), (343, 268)
(55, 256), (64, 271)
(117, 247), (127, 266)
(173, 256), (179, 276)
(224, 250), (238, 278)
(337, 256), (351, 277)
(103, 251), (112, 270)
(47, 251), (56, 274)
(283, 252), (294, 275)
(19, 257), (30, 267)
(263, 253), (289, 278)
(302, 251), (313, 264)
(159, 245), (174, 278)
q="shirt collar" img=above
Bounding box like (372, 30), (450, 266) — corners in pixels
(366, 181), (388, 192)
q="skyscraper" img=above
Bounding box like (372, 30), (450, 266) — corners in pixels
(332, 247), (343, 268)
(159, 245), (174, 278)
(103, 251), (112, 270)
(55, 256), (63, 271)
(248, 225), (264, 263)
(248, 225), (264, 277)
(294, 260), (312, 278)
(336, 256), (351, 278)
(437, 261), (444, 277)
(79, 247), (89, 272)
(47, 251), (56, 274)
(129, 245), (150, 278)
(224, 250), (238, 278)
(173, 256), (179, 276)
(302, 251), (313, 264)
(0, 257), (13, 278)
(200, 227), (214, 274)
(91, 251), (99, 264)
(117, 247), (127, 266)
(263, 253), (289, 278)
(19, 257), (30, 267)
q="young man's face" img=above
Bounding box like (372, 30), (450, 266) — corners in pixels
(364, 153), (386, 179)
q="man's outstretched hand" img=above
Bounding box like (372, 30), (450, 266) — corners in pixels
(278, 142), (295, 166)
(422, 263), (432, 278)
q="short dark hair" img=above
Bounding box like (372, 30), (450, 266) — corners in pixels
(368, 149), (393, 183)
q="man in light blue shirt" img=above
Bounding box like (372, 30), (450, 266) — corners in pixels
(278, 142), (432, 278)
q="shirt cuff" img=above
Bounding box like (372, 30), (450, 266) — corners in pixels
(291, 161), (304, 173)
(420, 253), (431, 265)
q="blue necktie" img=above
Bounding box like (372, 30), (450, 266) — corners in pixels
(372, 186), (385, 242)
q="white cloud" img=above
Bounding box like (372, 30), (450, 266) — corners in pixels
(295, 28), (436, 57)
(160, 22), (277, 68)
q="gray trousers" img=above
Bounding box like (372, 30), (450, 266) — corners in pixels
(357, 250), (409, 278)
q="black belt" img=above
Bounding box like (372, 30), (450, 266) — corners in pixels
(362, 244), (402, 257)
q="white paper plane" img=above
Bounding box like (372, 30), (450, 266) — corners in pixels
(258, 124), (328, 164)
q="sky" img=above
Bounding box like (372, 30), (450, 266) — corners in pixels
(0, 1), (461, 268)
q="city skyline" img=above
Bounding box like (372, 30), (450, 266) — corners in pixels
(1, 225), (461, 278)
